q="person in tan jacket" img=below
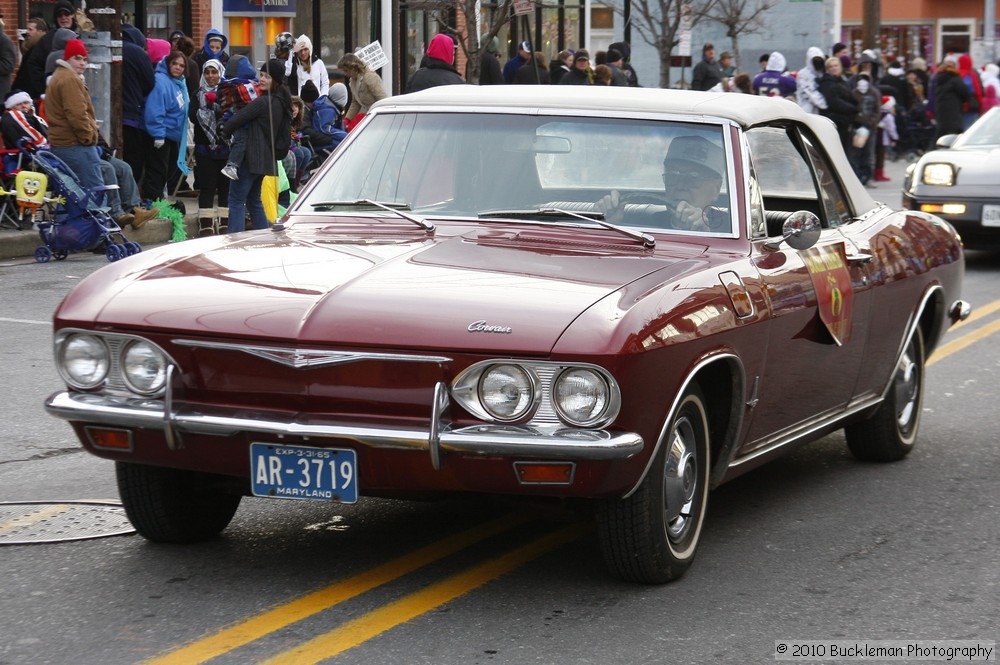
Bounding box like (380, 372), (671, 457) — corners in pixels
(44, 39), (157, 227)
(336, 52), (387, 130)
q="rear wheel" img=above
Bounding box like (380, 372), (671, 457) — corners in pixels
(116, 462), (242, 543)
(597, 384), (710, 584)
(846, 328), (924, 462)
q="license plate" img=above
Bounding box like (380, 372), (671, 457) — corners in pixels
(250, 443), (358, 503)
(982, 204), (1000, 227)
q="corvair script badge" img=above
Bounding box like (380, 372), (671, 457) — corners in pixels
(468, 320), (513, 334)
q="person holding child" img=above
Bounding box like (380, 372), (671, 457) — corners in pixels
(220, 59), (292, 233)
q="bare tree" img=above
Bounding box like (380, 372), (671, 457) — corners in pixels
(705, 0), (774, 72)
(604, 0), (715, 88)
(423, 0), (515, 84)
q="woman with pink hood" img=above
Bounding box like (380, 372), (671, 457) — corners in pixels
(405, 33), (465, 93)
(957, 54), (984, 129)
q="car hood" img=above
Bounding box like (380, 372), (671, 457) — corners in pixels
(924, 146), (1000, 186)
(68, 224), (708, 354)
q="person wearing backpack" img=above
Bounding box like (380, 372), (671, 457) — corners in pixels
(219, 59), (292, 232)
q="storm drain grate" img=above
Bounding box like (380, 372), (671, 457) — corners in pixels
(0, 500), (135, 545)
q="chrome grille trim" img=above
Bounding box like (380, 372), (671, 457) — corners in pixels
(172, 339), (452, 368)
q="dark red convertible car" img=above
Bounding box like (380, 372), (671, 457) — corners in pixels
(46, 87), (968, 583)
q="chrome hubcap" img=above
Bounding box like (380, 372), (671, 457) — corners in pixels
(663, 418), (697, 541)
(895, 341), (920, 434)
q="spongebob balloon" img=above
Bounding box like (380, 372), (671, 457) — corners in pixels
(16, 171), (48, 211)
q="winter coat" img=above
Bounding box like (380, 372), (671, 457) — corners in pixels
(190, 60), (228, 159)
(796, 47), (828, 114)
(287, 54), (330, 98)
(957, 55), (984, 114)
(818, 72), (858, 135)
(144, 57), (190, 143)
(513, 60), (551, 84)
(691, 55), (723, 91)
(558, 68), (592, 85)
(121, 25), (155, 130)
(752, 52), (797, 98)
(931, 69), (970, 136)
(346, 70), (387, 119)
(13, 33), (49, 99)
(878, 68), (913, 111)
(221, 89), (292, 177)
(1, 108), (49, 150)
(44, 62), (99, 148)
(853, 82), (881, 130)
(0, 30), (17, 102)
(502, 54), (527, 83)
(479, 50), (503, 85)
(192, 29), (229, 70)
(407, 58), (466, 92)
(301, 96), (346, 148)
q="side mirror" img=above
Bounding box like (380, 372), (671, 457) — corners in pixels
(765, 211), (821, 250)
(935, 134), (958, 149)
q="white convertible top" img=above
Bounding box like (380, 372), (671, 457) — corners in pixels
(372, 86), (878, 216)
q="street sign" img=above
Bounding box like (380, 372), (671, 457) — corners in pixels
(512, 0), (534, 16)
(355, 40), (388, 70)
(678, 30), (692, 57)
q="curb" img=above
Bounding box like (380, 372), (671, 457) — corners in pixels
(0, 214), (201, 261)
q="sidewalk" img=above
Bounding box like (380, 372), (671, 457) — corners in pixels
(0, 194), (201, 261)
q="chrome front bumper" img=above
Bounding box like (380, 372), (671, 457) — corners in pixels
(45, 388), (644, 469)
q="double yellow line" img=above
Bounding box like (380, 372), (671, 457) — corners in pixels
(145, 297), (1000, 664)
(928, 297), (1000, 367)
(145, 514), (590, 665)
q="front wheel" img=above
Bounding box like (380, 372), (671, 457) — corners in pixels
(597, 384), (711, 584)
(845, 328), (925, 462)
(116, 462), (242, 543)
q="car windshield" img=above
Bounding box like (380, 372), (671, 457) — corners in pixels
(297, 112), (734, 236)
(954, 107), (1000, 147)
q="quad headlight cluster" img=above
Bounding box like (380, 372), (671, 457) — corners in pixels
(55, 331), (171, 396)
(452, 360), (620, 428)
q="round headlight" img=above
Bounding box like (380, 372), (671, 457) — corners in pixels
(60, 334), (109, 389)
(122, 341), (168, 395)
(478, 364), (537, 421)
(553, 368), (612, 426)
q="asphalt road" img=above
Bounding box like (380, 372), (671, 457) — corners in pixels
(1, 169), (997, 665)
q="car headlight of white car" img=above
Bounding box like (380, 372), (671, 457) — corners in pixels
(452, 360), (620, 427)
(922, 163), (956, 186)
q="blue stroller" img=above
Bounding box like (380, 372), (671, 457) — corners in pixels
(29, 149), (141, 263)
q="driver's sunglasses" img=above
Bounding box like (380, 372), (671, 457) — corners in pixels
(662, 169), (702, 186)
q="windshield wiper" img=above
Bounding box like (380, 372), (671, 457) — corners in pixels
(478, 207), (655, 248)
(308, 199), (434, 231)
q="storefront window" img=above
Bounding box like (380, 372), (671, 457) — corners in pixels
(299, 0), (346, 64)
(842, 24), (933, 66)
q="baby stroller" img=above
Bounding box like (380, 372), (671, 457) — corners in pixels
(29, 148), (141, 263)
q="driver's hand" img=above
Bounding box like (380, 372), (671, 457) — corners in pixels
(595, 189), (625, 225)
(674, 201), (706, 230)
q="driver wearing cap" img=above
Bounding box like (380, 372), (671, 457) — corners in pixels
(598, 135), (728, 231)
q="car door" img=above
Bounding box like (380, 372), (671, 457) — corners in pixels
(741, 124), (875, 449)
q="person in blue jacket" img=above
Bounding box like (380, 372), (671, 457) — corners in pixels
(192, 29), (229, 70)
(142, 50), (190, 202)
(298, 79), (346, 153)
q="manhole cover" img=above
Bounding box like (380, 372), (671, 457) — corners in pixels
(0, 500), (135, 545)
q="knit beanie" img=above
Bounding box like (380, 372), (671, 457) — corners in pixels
(299, 79), (319, 103)
(426, 34), (455, 65)
(328, 82), (348, 109)
(63, 39), (88, 61)
(261, 58), (286, 85)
